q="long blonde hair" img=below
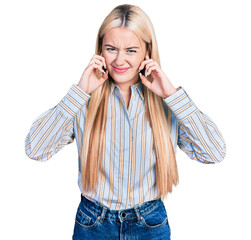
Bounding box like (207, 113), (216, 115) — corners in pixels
(78, 4), (178, 200)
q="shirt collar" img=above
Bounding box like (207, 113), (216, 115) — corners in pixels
(110, 80), (144, 100)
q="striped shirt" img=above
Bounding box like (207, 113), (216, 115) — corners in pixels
(25, 80), (226, 210)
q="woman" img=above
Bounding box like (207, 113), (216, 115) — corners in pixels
(25, 4), (226, 240)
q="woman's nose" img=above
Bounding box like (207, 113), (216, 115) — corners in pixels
(115, 51), (126, 65)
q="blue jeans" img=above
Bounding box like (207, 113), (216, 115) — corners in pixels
(72, 194), (171, 240)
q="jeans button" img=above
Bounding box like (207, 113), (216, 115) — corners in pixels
(121, 212), (127, 218)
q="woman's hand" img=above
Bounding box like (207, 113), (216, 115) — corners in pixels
(77, 54), (108, 95)
(139, 56), (177, 98)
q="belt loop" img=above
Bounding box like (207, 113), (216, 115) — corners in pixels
(98, 206), (107, 224)
(134, 204), (142, 222)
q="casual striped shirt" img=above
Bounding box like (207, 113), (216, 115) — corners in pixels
(25, 81), (226, 210)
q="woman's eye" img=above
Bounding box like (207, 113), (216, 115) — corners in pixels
(106, 48), (136, 53)
(106, 48), (116, 51)
(127, 50), (137, 53)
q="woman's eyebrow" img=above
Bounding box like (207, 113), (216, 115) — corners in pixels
(104, 44), (140, 49)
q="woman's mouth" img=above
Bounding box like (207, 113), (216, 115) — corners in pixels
(112, 66), (130, 74)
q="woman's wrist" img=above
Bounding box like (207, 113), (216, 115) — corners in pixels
(77, 83), (89, 95)
(164, 87), (178, 98)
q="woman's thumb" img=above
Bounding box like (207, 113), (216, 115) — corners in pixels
(100, 70), (108, 82)
(139, 72), (151, 90)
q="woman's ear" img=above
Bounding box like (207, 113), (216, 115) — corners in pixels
(146, 42), (151, 59)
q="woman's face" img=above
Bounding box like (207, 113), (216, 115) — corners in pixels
(102, 27), (148, 88)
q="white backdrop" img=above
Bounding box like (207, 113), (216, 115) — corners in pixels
(1, 0), (250, 239)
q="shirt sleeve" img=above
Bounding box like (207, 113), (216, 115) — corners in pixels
(163, 86), (226, 164)
(24, 84), (91, 161)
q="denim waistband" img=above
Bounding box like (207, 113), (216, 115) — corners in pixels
(80, 194), (162, 223)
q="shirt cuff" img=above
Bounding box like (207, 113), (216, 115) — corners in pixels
(58, 84), (91, 118)
(163, 86), (198, 121)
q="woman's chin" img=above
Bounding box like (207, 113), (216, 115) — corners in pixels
(111, 74), (138, 83)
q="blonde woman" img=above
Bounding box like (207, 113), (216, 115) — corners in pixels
(25, 4), (226, 240)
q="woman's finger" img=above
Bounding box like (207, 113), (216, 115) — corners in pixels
(95, 55), (106, 68)
(92, 54), (106, 68)
(88, 58), (102, 67)
(90, 63), (104, 74)
(139, 59), (153, 71)
(145, 62), (158, 74)
(146, 66), (158, 76)
(139, 72), (152, 90)
(90, 60), (106, 74)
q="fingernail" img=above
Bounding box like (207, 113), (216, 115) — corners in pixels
(145, 71), (148, 77)
(139, 72), (142, 77)
(104, 63), (106, 69)
(138, 67), (141, 72)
